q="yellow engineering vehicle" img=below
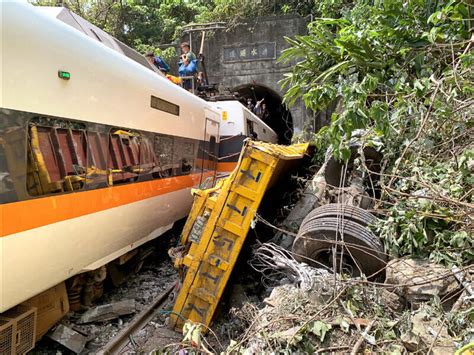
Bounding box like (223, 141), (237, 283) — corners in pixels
(169, 140), (309, 329)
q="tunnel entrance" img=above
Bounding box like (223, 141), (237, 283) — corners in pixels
(232, 84), (293, 144)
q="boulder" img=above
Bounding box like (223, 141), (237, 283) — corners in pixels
(385, 259), (459, 307)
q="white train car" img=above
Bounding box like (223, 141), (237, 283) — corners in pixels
(0, 0), (221, 340)
(209, 100), (278, 172)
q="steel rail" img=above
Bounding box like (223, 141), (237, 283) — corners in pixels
(97, 284), (175, 354)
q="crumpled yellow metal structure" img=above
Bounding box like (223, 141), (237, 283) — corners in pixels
(170, 140), (309, 329)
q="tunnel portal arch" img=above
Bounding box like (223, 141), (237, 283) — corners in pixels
(232, 84), (293, 144)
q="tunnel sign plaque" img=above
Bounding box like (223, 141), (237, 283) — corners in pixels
(223, 42), (276, 62)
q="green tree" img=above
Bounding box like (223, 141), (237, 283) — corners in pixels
(31, 0), (212, 56)
(280, 0), (473, 264)
(31, 0), (327, 53)
(195, 0), (325, 27)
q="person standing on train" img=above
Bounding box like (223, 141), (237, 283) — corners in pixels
(246, 98), (255, 112)
(180, 42), (196, 64)
(261, 102), (270, 122)
(178, 42), (198, 91)
(253, 98), (265, 117)
(145, 52), (170, 74)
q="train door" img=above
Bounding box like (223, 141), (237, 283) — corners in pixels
(200, 116), (219, 187)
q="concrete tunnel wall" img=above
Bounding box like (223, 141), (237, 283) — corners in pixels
(184, 15), (312, 139)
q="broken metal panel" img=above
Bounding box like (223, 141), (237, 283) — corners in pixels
(28, 125), (61, 195)
(108, 131), (141, 184)
(48, 324), (86, 354)
(86, 131), (109, 188)
(26, 119), (91, 196)
(170, 140), (308, 329)
(78, 299), (136, 324)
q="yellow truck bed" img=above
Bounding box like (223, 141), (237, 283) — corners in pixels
(170, 140), (308, 329)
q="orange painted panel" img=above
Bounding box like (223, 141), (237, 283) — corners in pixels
(216, 162), (237, 173)
(1, 173), (207, 237)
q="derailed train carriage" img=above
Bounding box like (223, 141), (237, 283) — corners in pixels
(0, 1), (276, 349)
(210, 100), (278, 173)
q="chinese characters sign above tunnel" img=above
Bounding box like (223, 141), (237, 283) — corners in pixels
(223, 42), (276, 63)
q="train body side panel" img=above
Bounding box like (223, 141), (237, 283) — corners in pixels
(0, 187), (193, 312)
(0, 2), (220, 313)
(209, 101), (278, 173)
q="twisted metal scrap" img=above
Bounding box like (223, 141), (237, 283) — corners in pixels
(250, 242), (331, 291)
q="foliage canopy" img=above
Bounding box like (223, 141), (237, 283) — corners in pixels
(31, 0), (321, 59)
(280, 0), (473, 264)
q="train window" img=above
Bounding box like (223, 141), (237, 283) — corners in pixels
(174, 137), (196, 176)
(0, 111), (30, 203)
(150, 96), (180, 116)
(0, 134), (18, 203)
(26, 117), (87, 196)
(139, 134), (157, 181)
(107, 129), (140, 185)
(209, 136), (217, 170)
(246, 120), (256, 138)
(86, 130), (109, 189)
(153, 134), (174, 178)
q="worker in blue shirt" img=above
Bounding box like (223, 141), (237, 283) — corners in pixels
(178, 42), (198, 91)
(145, 52), (170, 74)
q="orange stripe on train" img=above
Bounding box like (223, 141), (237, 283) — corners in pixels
(216, 162), (238, 173)
(0, 173), (207, 237)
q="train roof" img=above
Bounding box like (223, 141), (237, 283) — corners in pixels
(36, 6), (162, 76)
(210, 100), (277, 135)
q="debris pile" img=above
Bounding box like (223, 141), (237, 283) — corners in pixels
(146, 3), (473, 343)
(35, 258), (178, 354)
(219, 245), (472, 354)
(385, 259), (460, 308)
(166, 138), (472, 354)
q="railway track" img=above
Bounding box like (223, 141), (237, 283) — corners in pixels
(33, 254), (180, 354)
(98, 284), (176, 354)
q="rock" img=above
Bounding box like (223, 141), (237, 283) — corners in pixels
(378, 288), (404, 312)
(48, 324), (87, 354)
(78, 299), (136, 324)
(228, 284), (248, 309)
(410, 306), (456, 354)
(401, 331), (423, 352)
(385, 259), (459, 307)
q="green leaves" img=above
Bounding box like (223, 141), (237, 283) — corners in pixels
(309, 320), (332, 342)
(281, 0), (472, 158)
(336, 316), (351, 333)
(281, 0), (472, 267)
(32, 0), (214, 52)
